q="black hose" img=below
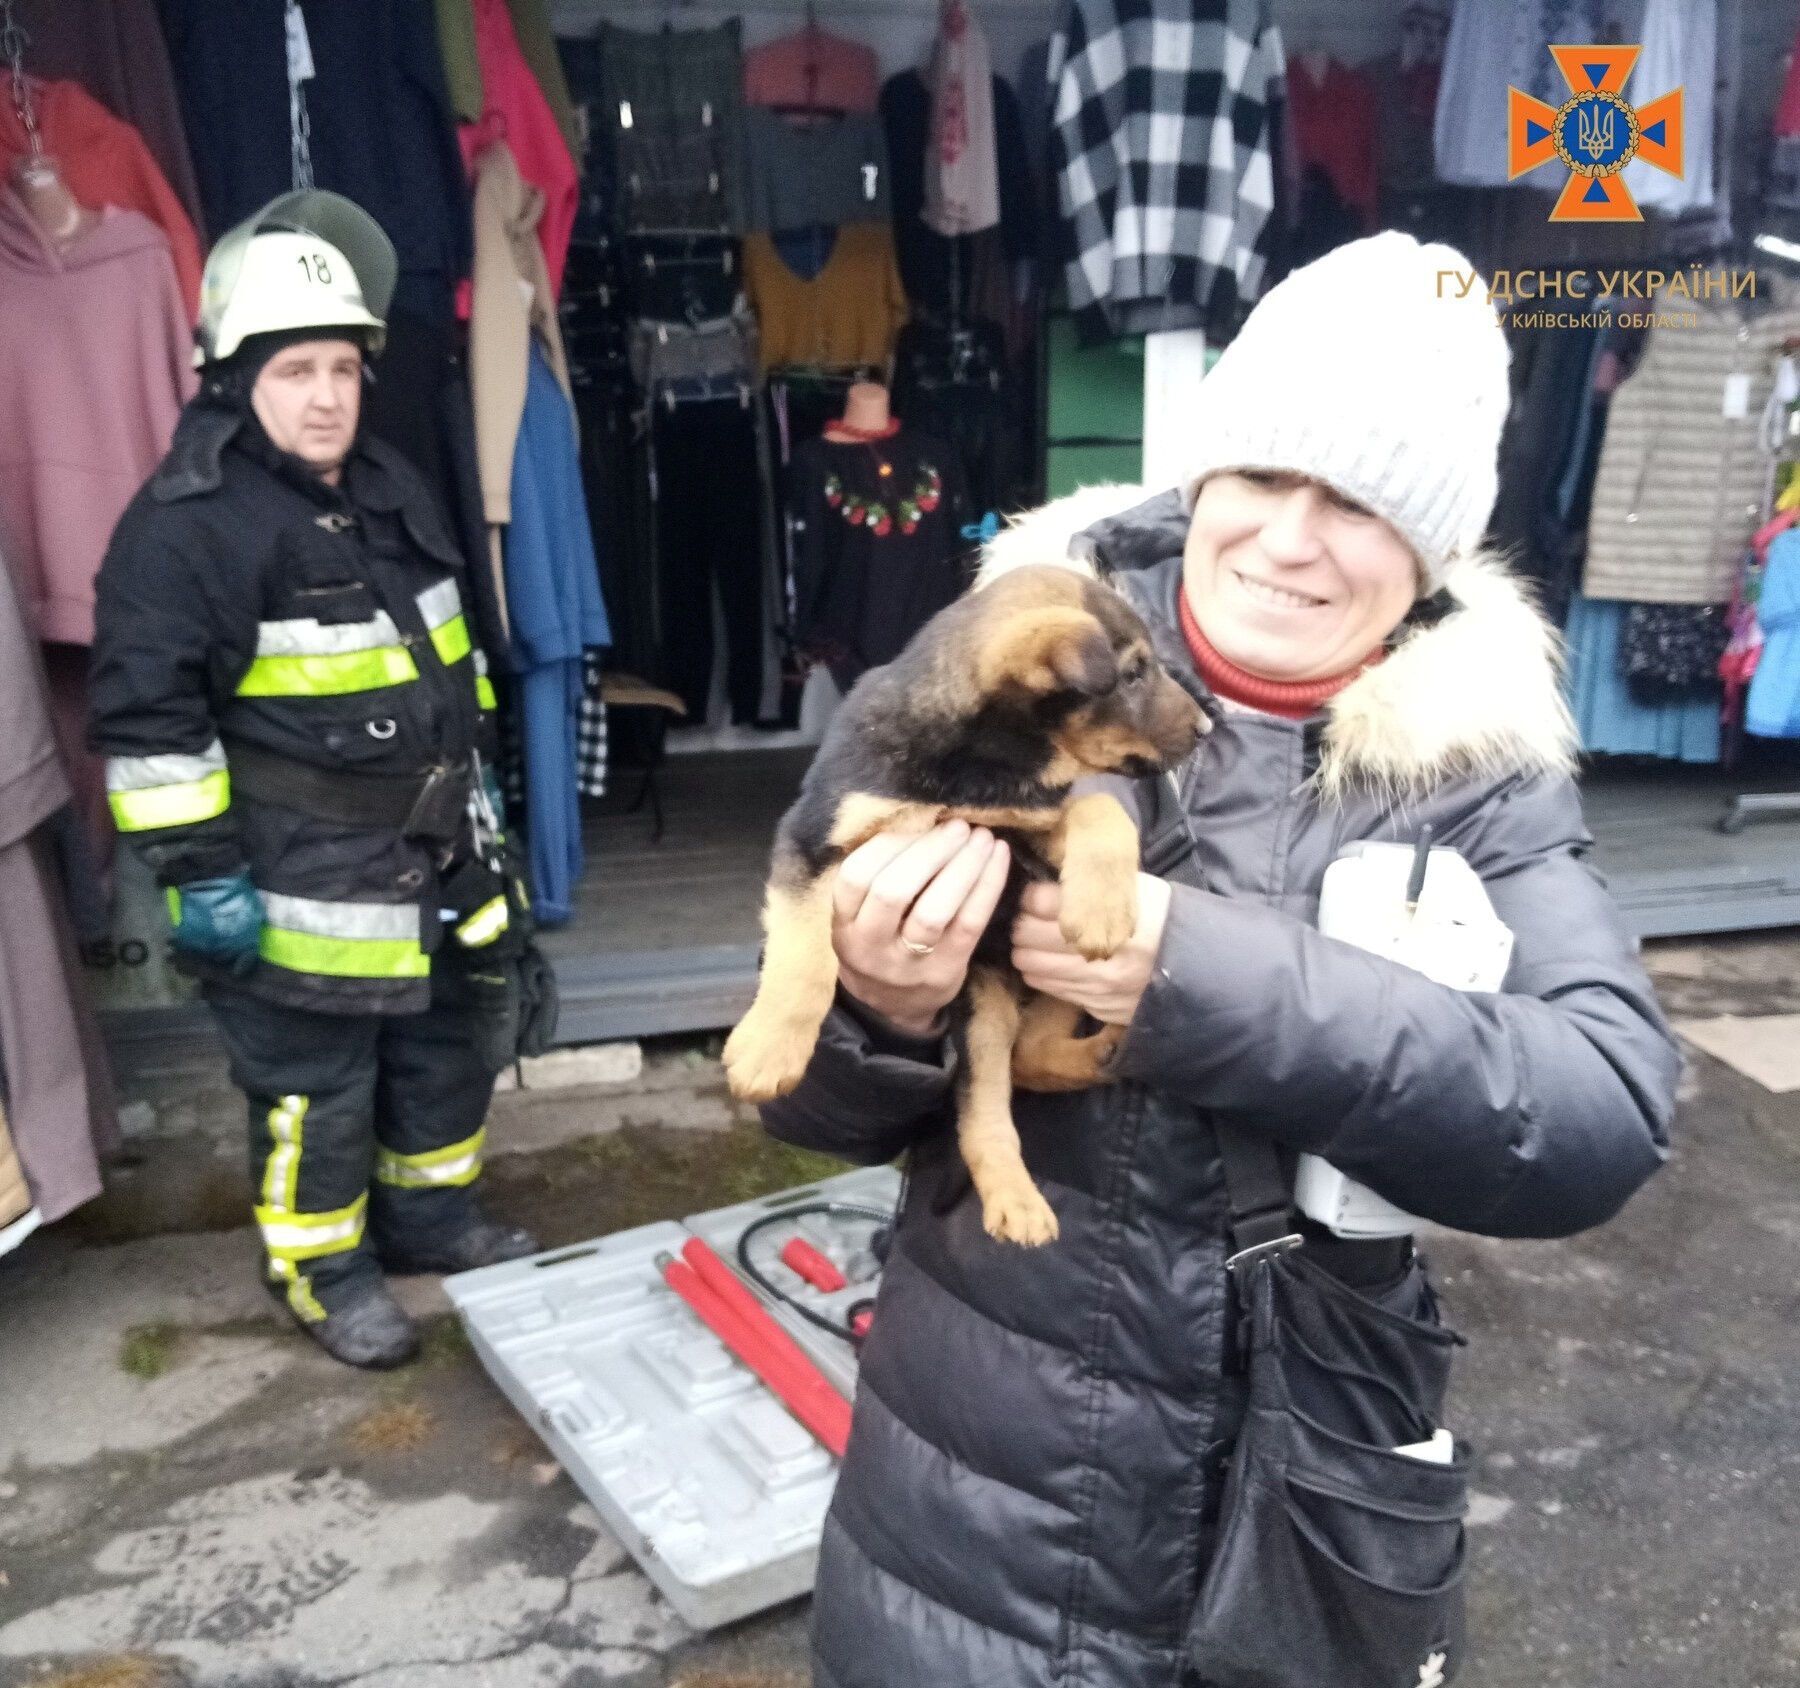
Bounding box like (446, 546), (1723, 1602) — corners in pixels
(733, 1200), (896, 1344)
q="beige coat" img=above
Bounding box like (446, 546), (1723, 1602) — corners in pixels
(469, 139), (575, 621)
(0, 1103), (29, 1231)
(1584, 278), (1800, 604)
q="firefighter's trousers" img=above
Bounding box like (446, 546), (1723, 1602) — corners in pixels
(208, 983), (500, 1322)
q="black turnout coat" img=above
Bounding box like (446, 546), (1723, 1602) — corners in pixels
(761, 489), (1681, 1688)
(90, 400), (491, 1016)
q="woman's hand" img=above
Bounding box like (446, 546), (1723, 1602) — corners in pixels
(1012, 875), (1172, 1026)
(833, 821), (1012, 1037)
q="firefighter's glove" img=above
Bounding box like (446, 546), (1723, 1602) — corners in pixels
(169, 872), (264, 976)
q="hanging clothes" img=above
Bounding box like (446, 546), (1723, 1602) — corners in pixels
(592, 20), (747, 235)
(1564, 592), (1721, 763)
(468, 138), (574, 626)
(434, 0), (581, 166)
(0, 76), (202, 316)
(454, 0), (579, 299)
(0, 539), (119, 1225)
(1747, 529), (1800, 739)
(788, 430), (970, 689)
(1433, 0), (1602, 189)
(1619, 0), (1715, 217)
(1, 1102), (31, 1240)
(922, 0), (999, 238)
(1285, 56), (1379, 234)
(1050, 0), (1283, 341)
(159, 0), (471, 322)
(744, 27), (879, 116)
(742, 108), (891, 232)
(653, 397), (768, 723)
(505, 345), (610, 926)
(11, 0), (205, 230)
(0, 190), (194, 647)
(743, 225), (909, 373)
(881, 67), (1038, 321)
(1585, 279), (1800, 605)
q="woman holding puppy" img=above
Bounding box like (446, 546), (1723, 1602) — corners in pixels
(761, 233), (1680, 1688)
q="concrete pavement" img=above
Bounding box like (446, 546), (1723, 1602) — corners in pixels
(3, 933), (1798, 1687)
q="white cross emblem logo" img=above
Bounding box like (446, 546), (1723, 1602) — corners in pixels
(1417, 1651), (1448, 1688)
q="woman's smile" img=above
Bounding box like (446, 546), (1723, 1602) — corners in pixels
(1231, 568), (1330, 611)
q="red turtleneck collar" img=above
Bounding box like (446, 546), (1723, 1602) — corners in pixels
(1178, 586), (1380, 720)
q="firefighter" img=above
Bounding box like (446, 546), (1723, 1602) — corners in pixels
(90, 192), (541, 1369)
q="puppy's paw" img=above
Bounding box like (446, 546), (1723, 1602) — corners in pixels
(978, 1176), (1060, 1247)
(1058, 874), (1138, 960)
(723, 1007), (819, 1102)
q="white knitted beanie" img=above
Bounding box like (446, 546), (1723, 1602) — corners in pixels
(1184, 232), (1511, 595)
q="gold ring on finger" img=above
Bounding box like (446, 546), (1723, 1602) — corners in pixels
(899, 937), (937, 958)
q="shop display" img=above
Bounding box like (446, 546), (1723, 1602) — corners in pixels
(1050, 0), (1283, 341)
(0, 0), (1793, 1086)
(787, 382), (970, 688)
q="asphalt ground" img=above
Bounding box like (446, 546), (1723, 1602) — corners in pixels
(2, 933), (1797, 1688)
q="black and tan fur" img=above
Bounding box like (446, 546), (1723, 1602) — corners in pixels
(723, 564), (1207, 1245)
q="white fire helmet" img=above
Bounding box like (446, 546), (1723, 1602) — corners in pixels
(196, 190), (397, 366)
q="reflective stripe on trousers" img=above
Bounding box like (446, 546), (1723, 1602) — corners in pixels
(252, 1094), (365, 1324)
(375, 1126), (485, 1189)
(106, 741), (231, 831)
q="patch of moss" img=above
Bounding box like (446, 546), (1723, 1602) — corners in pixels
(118, 1323), (181, 1381)
(479, 1120), (854, 1250)
(412, 1312), (473, 1370)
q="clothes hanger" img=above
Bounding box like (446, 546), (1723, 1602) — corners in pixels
(2, 0), (91, 247)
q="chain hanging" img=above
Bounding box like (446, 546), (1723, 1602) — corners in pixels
(284, 0), (315, 190)
(1, 0), (45, 163)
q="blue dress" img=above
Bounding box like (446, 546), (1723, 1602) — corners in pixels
(505, 344), (611, 925)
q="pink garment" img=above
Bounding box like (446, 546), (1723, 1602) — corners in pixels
(456, 0), (578, 299)
(0, 191), (195, 647)
(745, 28), (879, 114)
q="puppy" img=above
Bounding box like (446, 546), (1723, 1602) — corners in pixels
(724, 563), (1207, 1245)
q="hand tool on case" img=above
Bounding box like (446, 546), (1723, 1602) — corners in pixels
(780, 1237), (847, 1292)
(657, 1239), (853, 1457)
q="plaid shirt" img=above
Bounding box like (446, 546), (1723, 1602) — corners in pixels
(1050, 0), (1284, 341)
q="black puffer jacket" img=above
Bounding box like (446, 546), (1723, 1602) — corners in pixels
(762, 489), (1681, 1688)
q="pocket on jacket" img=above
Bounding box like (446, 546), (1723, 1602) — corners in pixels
(1190, 1459), (1467, 1688)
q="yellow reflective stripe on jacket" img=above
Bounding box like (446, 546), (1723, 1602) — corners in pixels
(258, 892), (430, 980)
(109, 767), (231, 831)
(417, 579), (472, 668)
(454, 895), (509, 948)
(472, 649), (498, 711)
(106, 743), (232, 832)
(430, 614), (473, 667)
(237, 645), (420, 698)
(261, 1095), (307, 1210)
(375, 1127), (485, 1189)
(255, 1192), (368, 1261)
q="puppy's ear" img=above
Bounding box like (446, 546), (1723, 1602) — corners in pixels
(977, 607), (1119, 698)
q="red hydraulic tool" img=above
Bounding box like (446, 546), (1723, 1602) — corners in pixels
(658, 1239), (853, 1457)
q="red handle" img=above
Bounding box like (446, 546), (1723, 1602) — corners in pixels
(660, 1248), (852, 1458)
(780, 1237), (847, 1292)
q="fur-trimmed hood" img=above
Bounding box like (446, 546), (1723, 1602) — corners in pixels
(980, 484), (1577, 800)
